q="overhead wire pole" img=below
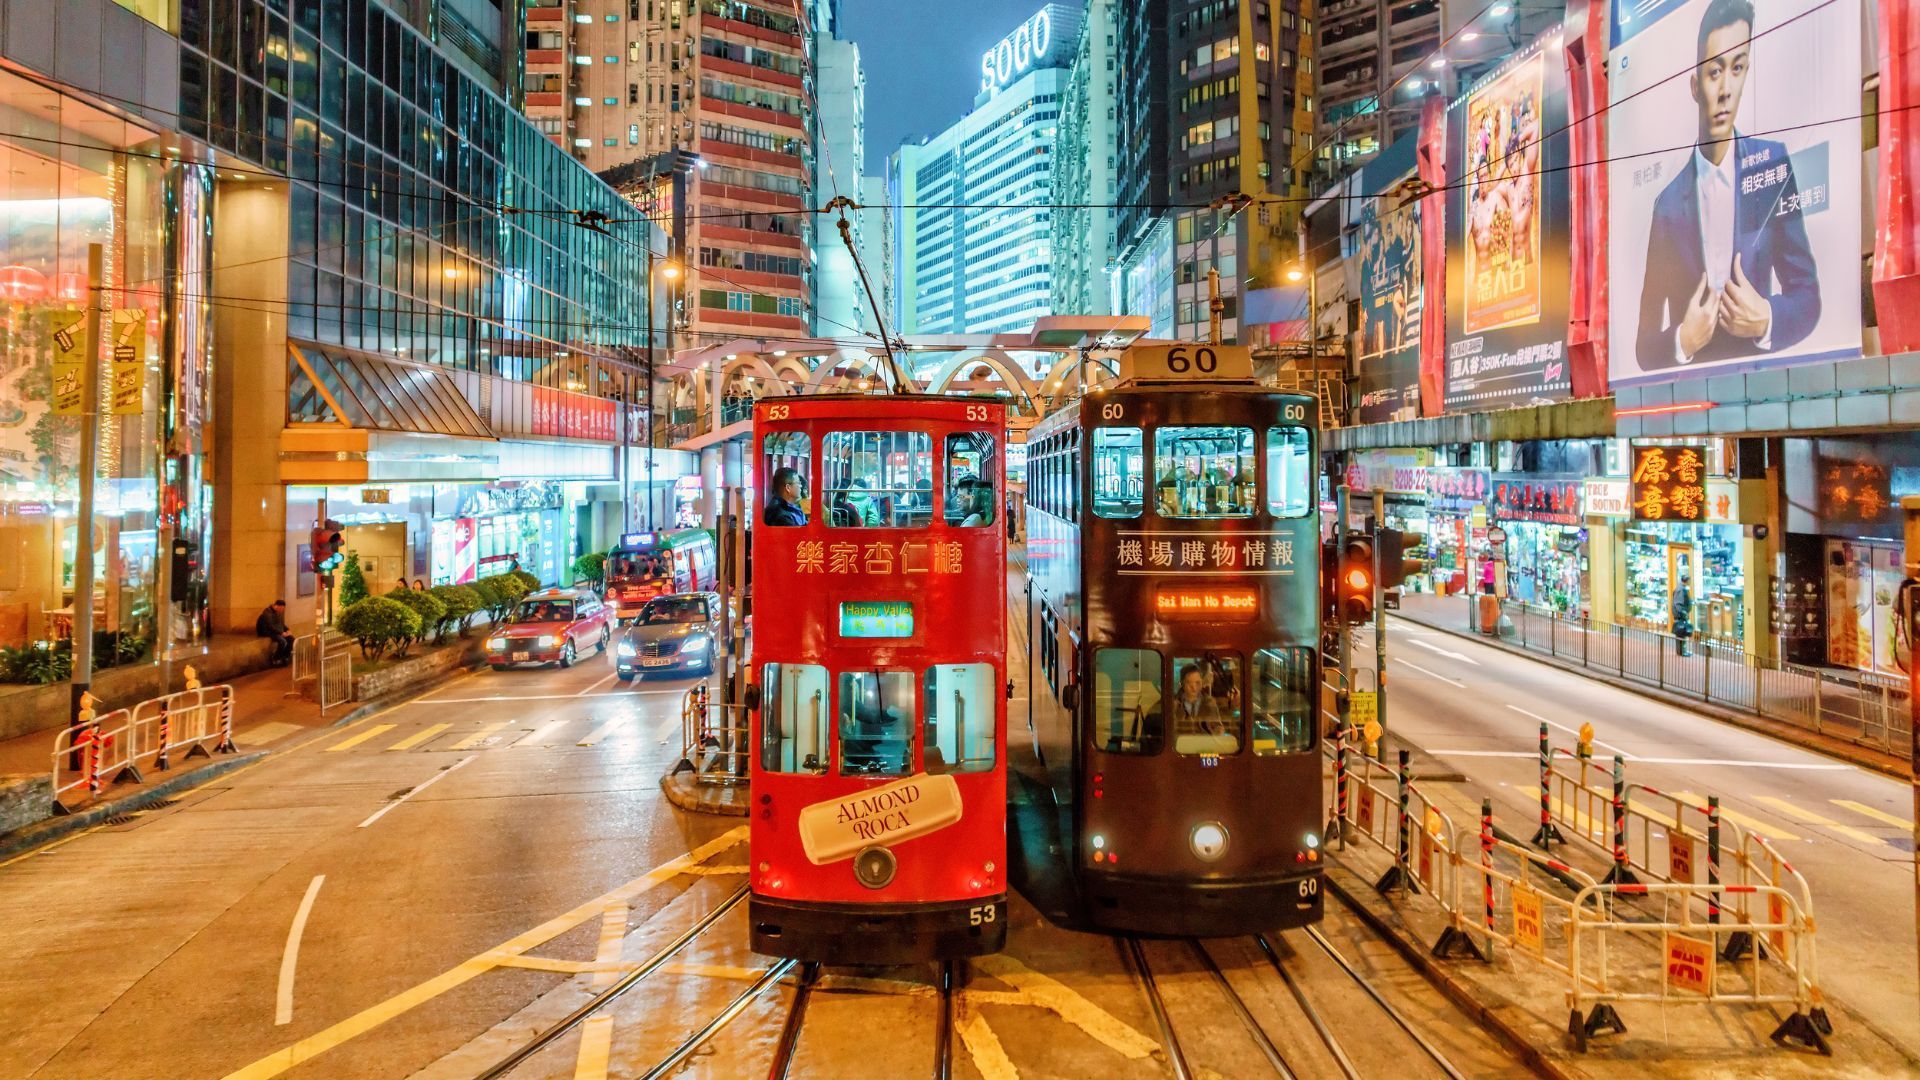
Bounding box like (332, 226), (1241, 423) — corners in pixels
(823, 195), (912, 394)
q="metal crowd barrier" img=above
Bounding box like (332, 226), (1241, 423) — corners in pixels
(1322, 720), (1832, 1054)
(50, 685), (237, 814)
(293, 632), (354, 711)
(675, 684), (749, 785)
(1460, 595), (1912, 760)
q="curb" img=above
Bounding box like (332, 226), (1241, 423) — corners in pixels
(659, 768), (749, 817)
(1323, 862), (1587, 1080)
(0, 750), (267, 862)
(1394, 612), (1912, 780)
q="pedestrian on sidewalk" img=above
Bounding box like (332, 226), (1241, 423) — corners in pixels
(256, 599), (294, 666)
(1671, 580), (1694, 657)
(1480, 553), (1497, 595)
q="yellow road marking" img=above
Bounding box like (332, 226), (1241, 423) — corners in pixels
(1669, 792), (1799, 842)
(1753, 797), (1887, 846)
(1834, 799), (1914, 829)
(223, 826), (749, 1080)
(488, 955), (634, 975)
(677, 864), (750, 876)
(323, 724), (396, 753)
(0, 824), (106, 870)
(449, 721), (511, 750)
(385, 723), (450, 751)
(522, 718), (570, 746)
(955, 996), (1020, 1080)
(1550, 798), (1605, 842)
(573, 900), (628, 1080)
(972, 955), (1159, 1060)
(577, 717), (626, 746)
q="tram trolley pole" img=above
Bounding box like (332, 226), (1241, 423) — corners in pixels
(1372, 490), (1387, 739)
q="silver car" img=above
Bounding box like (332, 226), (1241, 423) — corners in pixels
(615, 592), (721, 680)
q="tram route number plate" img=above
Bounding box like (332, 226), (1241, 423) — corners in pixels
(1121, 343), (1253, 382)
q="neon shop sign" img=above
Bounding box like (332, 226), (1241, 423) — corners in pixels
(979, 9), (1053, 93)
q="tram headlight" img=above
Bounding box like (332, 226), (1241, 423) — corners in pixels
(1306, 832), (1321, 850)
(1190, 822), (1229, 862)
(853, 845), (897, 890)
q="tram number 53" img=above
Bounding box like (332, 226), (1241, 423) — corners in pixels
(965, 404), (991, 421)
(968, 904), (999, 926)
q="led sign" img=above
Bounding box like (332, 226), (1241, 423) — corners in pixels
(839, 601), (915, 638)
(979, 8), (1053, 94)
(620, 532), (656, 548)
(1154, 586), (1259, 620)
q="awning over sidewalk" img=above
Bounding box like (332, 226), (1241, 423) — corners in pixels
(1325, 398), (1615, 452)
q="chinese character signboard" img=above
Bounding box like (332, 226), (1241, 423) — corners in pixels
(1116, 532), (1297, 574)
(1424, 467), (1490, 513)
(48, 308), (86, 415)
(1488, 475), (1583, 526)
(1630, 445), (1707, 521)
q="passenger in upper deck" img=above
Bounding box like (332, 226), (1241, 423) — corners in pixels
(764, 467), (808, 527)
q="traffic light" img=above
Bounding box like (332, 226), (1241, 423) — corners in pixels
(310, 523), (345, 574)
(1375, 527), (1429, 590)
(1338, 534), (1374, 625)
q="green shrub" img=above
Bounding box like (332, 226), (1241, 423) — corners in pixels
(466, 576), (503, 618)
(337, 552), (370, 607)
(428, 584), (480, 641)
(482, 572), (531, 620)
(510, 568), (541, 593)
(336, 596), (422, 660)
(572, 552), (607, 589)
(0, 642), (71, 684)
(386, 588), (447, 652)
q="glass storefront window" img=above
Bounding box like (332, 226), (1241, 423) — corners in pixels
(1153, 426), (1256, 519)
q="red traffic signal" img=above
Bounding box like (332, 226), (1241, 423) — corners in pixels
(1339, 535), (1374, 625)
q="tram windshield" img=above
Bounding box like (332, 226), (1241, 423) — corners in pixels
(1092, 427), (1144, 518)
(838, 671), (914, 775)
(1153, 427), (1256, 518)
(821, 431), (933, 528)
(1171, 655), (1242, 755)
(1094, 648), (1164, 754)
(1266, 427), (1314, 518)
(1250, 648), (1316, 754)
(944, 433), (996, 527)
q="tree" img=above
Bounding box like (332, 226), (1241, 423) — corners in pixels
(338, 552), (370, 608)
(428, 584), (480, 641)
(573, 552), (607, 591)
(336, 596), (421, 660)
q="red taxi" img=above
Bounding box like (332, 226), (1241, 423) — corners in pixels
(485, 588), (612, 670)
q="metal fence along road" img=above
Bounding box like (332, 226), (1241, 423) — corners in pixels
(1448, 595), (1912, 762)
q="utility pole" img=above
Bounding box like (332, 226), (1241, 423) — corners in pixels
(1373, 489), (1388, 738)
(69, 244), (105, 732)
(1335, 484), (1352, 682)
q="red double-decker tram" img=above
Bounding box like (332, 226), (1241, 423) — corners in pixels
(747, 394), (1010, 964)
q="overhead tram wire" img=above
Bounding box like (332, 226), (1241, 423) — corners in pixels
(821, 194), (909, 393)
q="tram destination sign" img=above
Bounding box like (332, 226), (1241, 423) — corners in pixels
(1121, 343), (1254, 382)
(1154, 586), (1258, 620)
(839, 600), (915, 638)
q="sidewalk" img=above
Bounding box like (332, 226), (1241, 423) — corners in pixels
(1389, 592), (1913, 778)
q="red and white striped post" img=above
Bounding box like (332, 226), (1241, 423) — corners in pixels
(1530, 722), (1564, 847)
(1602, 754), (1637, 885)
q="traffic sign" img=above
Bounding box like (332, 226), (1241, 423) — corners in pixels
(1512, 885), (1544, 955)
(1487, 526), (1508, 546)
(1349, 690), (1378, 726)
(1667, 833), (1695, 884)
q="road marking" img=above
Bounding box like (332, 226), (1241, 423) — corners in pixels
(1550, 797), (1605, 843)
(410, 690), (685, 704)
(323, 724), (396, 753)
(971, 955), (1159, 1059)
(955, 997), (1020, 1080)
(1399, 659), (1466, 687)
(1427, 749), (1537, 758)
(1667, 792), (1799, 842)
(1626, 758), (1853, 771)
(224, 827), (750, 1080)
(275, 875), (326, 1026)
(385, 723), (450, 752)
(678, 864), (750, 876)
(449, 721), (512, 750)
(575, 671), (619, 696)
(1409, 637), (1479, 665)
(1505, 706), (1635, 760)
(1833, 800), (1914, 829)
(577, 717), (627, 746)
(489, 955), (634, 974)
(522, 718), (571, 746)
(357, 757), (475, 828)
(1752, 797), (1888, 846)
(573, 899), (628, 1080)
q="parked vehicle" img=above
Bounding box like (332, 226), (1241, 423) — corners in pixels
(616, 592), (721, 679)
(485, 588), (611, 670)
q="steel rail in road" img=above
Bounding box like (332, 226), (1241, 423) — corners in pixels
(639, 958), (798, 1080)
(1187, 939), (1299, 1078)
(765, 960), (820, 1080)
(934, 960), (960, 1080)
(1254, 933), (1364, 1080)
(473, 884), (748, 1080)
(1302, 924), (1467, 1080)
(1122, 937), (1195, 1080)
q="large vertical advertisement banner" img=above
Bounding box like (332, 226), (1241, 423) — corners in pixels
(1607, 0), (1861, 387)
(1351, 140), (1425, 423)
(1445, 47), (1573, 411)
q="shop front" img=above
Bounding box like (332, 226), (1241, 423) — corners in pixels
(1487, 475), (1587, 615)
(1420, 467), (1490, 595)
(1585, 476), (1754, 649)
(0, 70), (215, 673)
(1779, 437), (1920, 675)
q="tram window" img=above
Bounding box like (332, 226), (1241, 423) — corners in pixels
(838, 670), (914, 776)
(944, 433), (996, 526)
(1266, 427), (1313, 519)
(1153, 427), (1257, 518)
(923, 664), (997, 773)
(761, 662), (829, 774)
(1093, 648), (1164, 755)
(1171, 655), (1243, 756)
(820, 430), (933, 528)
(1092, 427), (1144, 518)
(1250, 648), (1316, 754)
(762, 431), (811, 526)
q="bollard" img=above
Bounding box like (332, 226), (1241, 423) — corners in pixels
(1531, 722), (1565, 847)
(1602, 755), (1638, 885)
(1481, 798), (1496, 930)
(1713, 795), (1757, 961)
(1329, 722), (1351, 847)
(1375, 749), (1416, 895)
(154, 699), (172, 772)
(214, 692), (235, 754)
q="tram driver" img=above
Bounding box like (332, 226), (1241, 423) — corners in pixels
(765, 466), (808, 527)
(1173, 661), (1242, 755)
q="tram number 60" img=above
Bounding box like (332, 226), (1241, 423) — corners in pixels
(1298, 877), (1320, 899)
(1165, 346), (1219, 374)
(1100, 402), (1124, 421)
(1283, 403), (1307, 422)
(968, 904), (998, 926)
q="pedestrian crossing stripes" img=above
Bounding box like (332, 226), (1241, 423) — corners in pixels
(385, 723), (450, 752)
(323, 724), (396, 753)
(1668, 791), (1799, 842)
(1751, 797), (1886, 846)
(1832, 799), (1913, 830)
(321, 716), (653, 755)
(449, 721), (512, 750)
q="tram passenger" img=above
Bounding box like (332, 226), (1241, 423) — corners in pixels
(764, 466), (808, 526)
(1155, 478), (1180, 518)
(956, 476), (995, 527)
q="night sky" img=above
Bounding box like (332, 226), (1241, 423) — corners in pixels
(839, 0), (1059, 172)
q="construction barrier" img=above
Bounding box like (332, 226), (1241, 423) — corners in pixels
(675, 684), (748, 785)
(1323, 726), (1832, 1054)
(50, 685), (237, 815)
